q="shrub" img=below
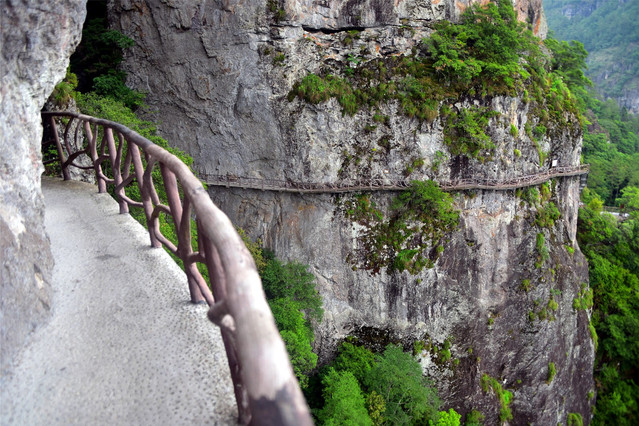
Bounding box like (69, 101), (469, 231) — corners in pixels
(535, 202), (561, 228)
(547, 362), (556, 384)
(51, 68), (78, 106)
(533, 124), (547, 137)
(430, 409), (461, 426)
(346, 180), (459, 275)
(92, 70), (146, 109)
(572, 284), (594, 311)
(465, 409), (485, 426)
(535, 233), (549, 266)
(480, 373), (513, 422)
(443, 107), (499, 160)
(427, 0), (532, 89)
(567, 412), (583, 426)
(366, 390), (386, 426)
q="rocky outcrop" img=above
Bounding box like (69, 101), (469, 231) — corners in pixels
(111, 0), (593, 423)
(0, 0), (86, 374)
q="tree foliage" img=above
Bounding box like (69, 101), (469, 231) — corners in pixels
(578, 194), (639, 425)
(364, 344), (441, 425)
(317, 368), (372, 426)
(259, 253), (324, 388)
(428, 0), (532, 89)
(70, 18), (145, 109)
(261, 254), (324, 323)
(309, 341), (447, 425)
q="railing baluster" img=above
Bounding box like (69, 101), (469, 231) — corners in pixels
(129, 139), (161, 248)
(160, 163), (207, 304)
(180, 196), (215, 306)
(83, 120), (107, 193)
(105, 128), (128, 214)
(48, 115), (70, 181)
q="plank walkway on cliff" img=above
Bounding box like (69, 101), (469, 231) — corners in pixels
(200, 164), (590, 194)
(0, 177), (236, 425)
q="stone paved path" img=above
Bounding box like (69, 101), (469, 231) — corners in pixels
(0, 177), (236, 425)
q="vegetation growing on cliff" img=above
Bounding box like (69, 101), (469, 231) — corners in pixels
(544, 17), (639, 424)
(343, 180), (459, 275)
(261, 252), (324, 387)
(480, 373), (513, 423)
(307, 341), (455, 425)
(577, 190), (639, 425)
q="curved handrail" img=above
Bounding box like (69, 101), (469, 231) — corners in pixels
(41, 111), (312, 426)
(200, 164), (590, 194)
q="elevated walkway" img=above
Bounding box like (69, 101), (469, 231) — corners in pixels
(0, 177), (236, 425)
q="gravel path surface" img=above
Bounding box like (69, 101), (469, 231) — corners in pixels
(0, 177), (236, 425)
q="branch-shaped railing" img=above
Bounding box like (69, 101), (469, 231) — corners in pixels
(41, 111), (313, 426)
(200, 164), (590, 194)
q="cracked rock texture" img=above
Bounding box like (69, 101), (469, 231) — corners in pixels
(0, 0), (86, 374)
(112, 0), (592, 423)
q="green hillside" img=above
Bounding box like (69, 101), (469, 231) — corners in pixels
(544, 0), (639, 111)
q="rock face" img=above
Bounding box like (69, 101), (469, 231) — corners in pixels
(0, 0), (86, 374)
(111, 0), (593, 423)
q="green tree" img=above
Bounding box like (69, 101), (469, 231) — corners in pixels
(429, 409), (461, 426)
(365, 344), (441, 425)
(317, 368), (373, 426)
(332, 341), (376, 383)
(617, 186), (639, 215)
(262, 255), (324, 322)
(544, 38), (592, 107)
(427, 0), (533, 89)
(578, 200), (639, 425)
(268, 298), (318, 388)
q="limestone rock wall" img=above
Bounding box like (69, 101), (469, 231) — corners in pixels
(0, 0), (86, 374)
(111, 0), (592, 423)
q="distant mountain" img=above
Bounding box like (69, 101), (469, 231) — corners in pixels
(544, 0), (639, 113)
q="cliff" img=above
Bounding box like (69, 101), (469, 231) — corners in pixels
(111, 0), (593, 423)
(0, 0), (86, 374)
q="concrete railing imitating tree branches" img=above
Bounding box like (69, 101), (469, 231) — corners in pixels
(41, 111), (313, 426)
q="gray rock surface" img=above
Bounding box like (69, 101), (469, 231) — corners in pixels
(0, 177), (236, 425)
(111, 0), (593, 423)
(0, 0), (86, 375)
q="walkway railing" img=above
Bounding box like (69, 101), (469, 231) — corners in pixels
(200, 164), (590, 194)
(41, 111), (312, 426)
